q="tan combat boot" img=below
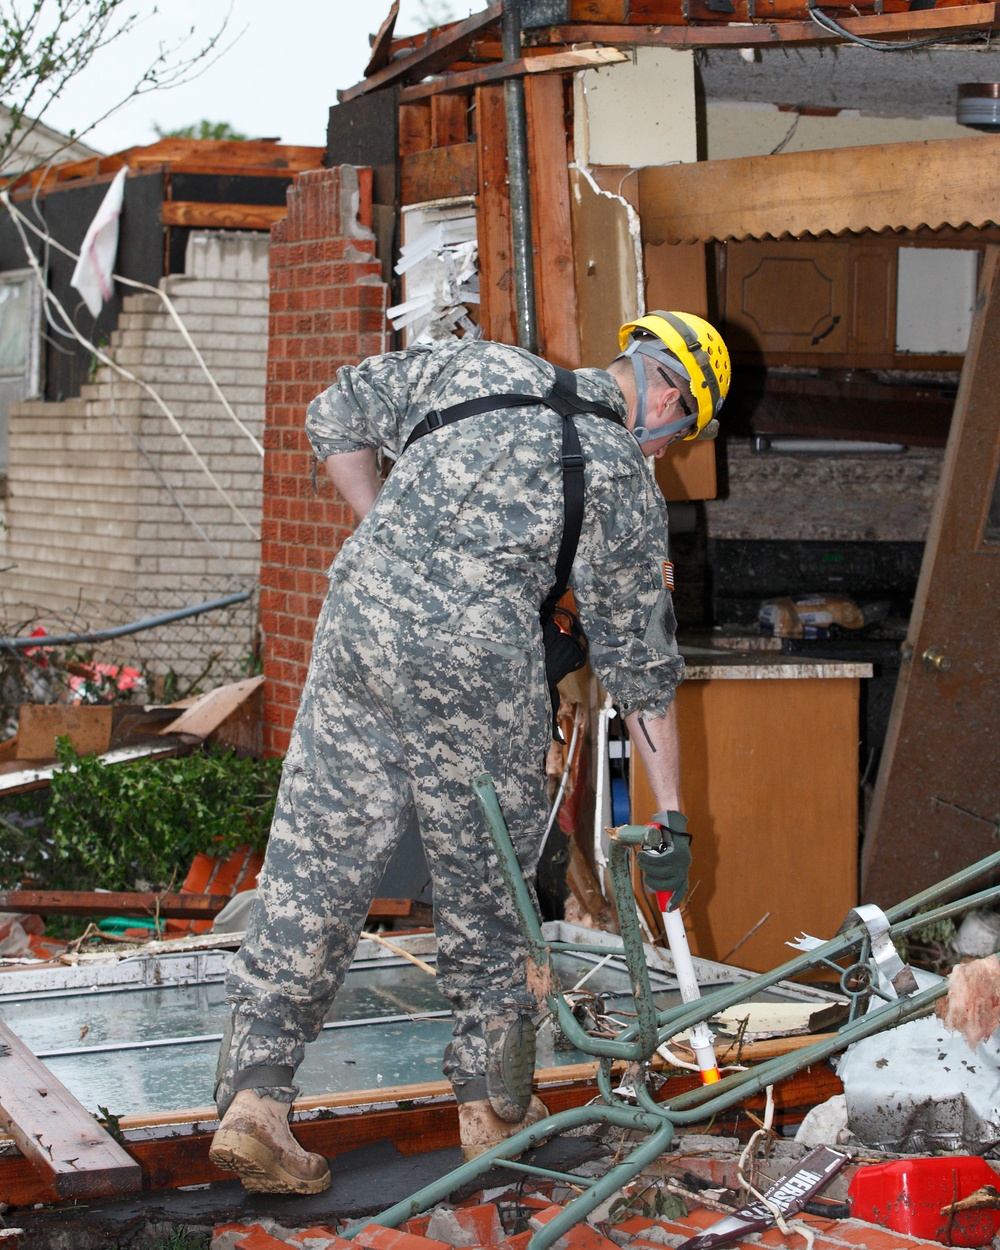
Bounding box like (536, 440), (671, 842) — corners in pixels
(209, 1090), (331, 1194)
(458, 1095), (549, 1161)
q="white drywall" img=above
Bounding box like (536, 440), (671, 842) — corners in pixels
(574, 48), (697, 169)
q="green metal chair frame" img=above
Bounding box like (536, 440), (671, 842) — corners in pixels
(345, 773), (1000, 1250)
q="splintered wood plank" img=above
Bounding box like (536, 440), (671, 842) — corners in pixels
(0, 1020), (141, 1199)
(526, 73), (580, 369)
(475, 84), (517, 345)
(430, 93), (471, 147)
(400, 142), (478, 204)
(338, 3), (503, 102)
(365, 0), (400, 77)
(639, 133), (1000, 245)
(160, 201), (286, 230)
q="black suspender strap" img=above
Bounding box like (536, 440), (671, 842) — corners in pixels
(402, 366), (624, 610)
(403, 392), (541, 455)
(540, 366), (586, 617)
(400, 364), (625, 741)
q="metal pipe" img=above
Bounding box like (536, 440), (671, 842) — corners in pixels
(342, 1102), (672, 1243)
(0, 590), (252, 650)
(501, 0), (538, 352)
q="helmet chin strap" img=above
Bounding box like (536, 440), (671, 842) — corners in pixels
(618, 338), (695, 445)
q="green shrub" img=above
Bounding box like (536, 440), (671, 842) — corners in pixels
(40, 741), (282, 892)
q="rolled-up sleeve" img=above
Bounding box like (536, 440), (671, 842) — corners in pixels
(572, 462), (684, 719)
(305, 345), (435, 462)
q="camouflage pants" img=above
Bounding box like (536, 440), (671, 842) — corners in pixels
(219, 574), (549, 1114)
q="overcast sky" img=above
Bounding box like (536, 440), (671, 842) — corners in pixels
(41, 0), (488, 156)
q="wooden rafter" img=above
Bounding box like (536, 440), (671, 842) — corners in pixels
(338, 3), (503, 103)
(7, 138), (324, 197)
(398, 46), (626, 102)
(527, 2), (1000, 46)
(365, 0), (400, 77)
(639, 133), (1000, 244)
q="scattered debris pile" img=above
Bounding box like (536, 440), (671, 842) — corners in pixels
(205, 1135), (1000, 1250)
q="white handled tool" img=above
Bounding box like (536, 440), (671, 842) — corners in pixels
(656, 887), (721, 1084)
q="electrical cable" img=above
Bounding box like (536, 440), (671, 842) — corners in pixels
(807, 4), (989, 50)
(737, 1086), (818, 1250)
(540, 702), (584, 854)
(3, 189), (264, 457)
(1, 190), (258, 535)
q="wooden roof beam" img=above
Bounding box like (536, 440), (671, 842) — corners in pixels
(527, 3), (1000, 47)
(398, 47), (626, 102)
(338, 2), (503, 102)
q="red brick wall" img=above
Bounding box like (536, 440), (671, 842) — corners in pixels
(261, 166), (388, 754)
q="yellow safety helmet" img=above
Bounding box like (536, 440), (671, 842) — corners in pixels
(616, 311), (731, 443)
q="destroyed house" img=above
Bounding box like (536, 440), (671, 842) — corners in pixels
(0, 139), (323, 686)
(1, 1), (1000, 1241)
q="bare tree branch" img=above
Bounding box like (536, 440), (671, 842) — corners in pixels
(0, 1), (239, 173)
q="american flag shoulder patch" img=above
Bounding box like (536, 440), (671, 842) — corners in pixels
(662, 560), (675, 589)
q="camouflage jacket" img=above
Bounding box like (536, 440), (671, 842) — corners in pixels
(306, 340), (683, 718)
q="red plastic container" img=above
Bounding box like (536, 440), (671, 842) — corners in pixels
(849, 1157), (1000, 1248)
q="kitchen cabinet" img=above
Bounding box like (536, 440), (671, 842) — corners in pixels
(631, 649), (870, 973)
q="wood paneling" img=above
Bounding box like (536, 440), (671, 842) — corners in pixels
(849, 243), (896, 357)
(632, 675), (860, 971)
(570, 0), (631, 18)
(0, 1020), (141, 1199)
(526, 74), (579, 369)
(723, 236), (977, 369)
(431, 94), (471, 147)
(655, 440), (717, 501)
(400, 143), (478, 204)
(642, 240), (718, 500)
(863, 247), (1000, 903)
(475, 85), (517, 344)
(398, 102), (432, 155)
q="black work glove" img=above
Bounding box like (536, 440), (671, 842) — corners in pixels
(637, 810), (691, 911)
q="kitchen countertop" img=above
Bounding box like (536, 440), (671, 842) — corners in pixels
(680, 644), (873, 681)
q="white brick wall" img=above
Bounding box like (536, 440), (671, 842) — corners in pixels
(0, 232), (269, 685)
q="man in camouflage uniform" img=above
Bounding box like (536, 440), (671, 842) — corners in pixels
(210, 319), (729, 1193)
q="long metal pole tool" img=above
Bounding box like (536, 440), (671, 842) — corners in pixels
(344, 774), (1000, 1250)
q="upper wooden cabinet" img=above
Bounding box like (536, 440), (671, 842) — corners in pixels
(721, 236), (972, 371)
